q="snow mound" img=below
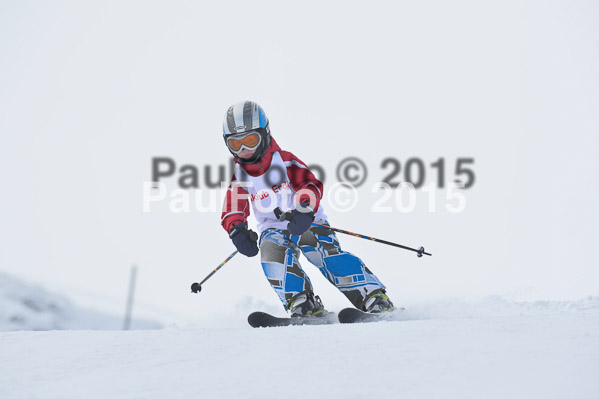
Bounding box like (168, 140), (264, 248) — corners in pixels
(0, 273), (161, 331)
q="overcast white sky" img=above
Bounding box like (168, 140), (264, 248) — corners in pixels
(1, 1), (598, 323)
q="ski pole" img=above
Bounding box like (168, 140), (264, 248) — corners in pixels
(274, 207), (431, 258)
(190, 229), (259, 293)
(190, 250), (238, 293)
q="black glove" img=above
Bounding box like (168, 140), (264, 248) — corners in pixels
(287, 203), (315, 236)
(229, 223), (259, 257)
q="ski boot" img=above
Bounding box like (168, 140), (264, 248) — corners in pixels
(362, 290), (394, 313)
(287, 291), (328, 318)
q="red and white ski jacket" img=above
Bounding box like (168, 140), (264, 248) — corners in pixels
(221, 137), (327, 234)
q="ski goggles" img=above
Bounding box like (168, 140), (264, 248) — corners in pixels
(226, 131), (262, 154)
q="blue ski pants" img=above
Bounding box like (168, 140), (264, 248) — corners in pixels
(259, 221), (386, 310)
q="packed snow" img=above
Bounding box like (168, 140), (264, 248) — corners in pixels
(1, 288), (598, 399)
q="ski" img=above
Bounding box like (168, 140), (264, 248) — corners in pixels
(247, 311), (337, 328)
(338, 307), (400, 324)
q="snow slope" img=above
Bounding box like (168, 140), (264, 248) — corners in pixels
(0, 273), (160, 331)
(1, 296), (598, 399)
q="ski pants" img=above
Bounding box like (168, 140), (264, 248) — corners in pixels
(259, 221), (386, 310)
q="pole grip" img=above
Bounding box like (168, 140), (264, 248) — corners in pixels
(274, 207), (283, 220)
(249, 230), (258, 242)
(274, 207), (293, 221)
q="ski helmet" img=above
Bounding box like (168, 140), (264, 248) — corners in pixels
(222, 101), (271, 164)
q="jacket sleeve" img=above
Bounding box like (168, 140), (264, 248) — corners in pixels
(221, 174), (251, 233)
(279, 150), (323, 211)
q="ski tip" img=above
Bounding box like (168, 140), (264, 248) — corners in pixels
(338, 307), (365, 324)
(247, 311), (270, 328)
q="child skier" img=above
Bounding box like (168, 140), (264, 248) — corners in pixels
(221, 101), (394, 318)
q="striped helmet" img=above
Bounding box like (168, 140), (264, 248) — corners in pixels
(223, 100), (269, 136)
(222, 101), (271, 164)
